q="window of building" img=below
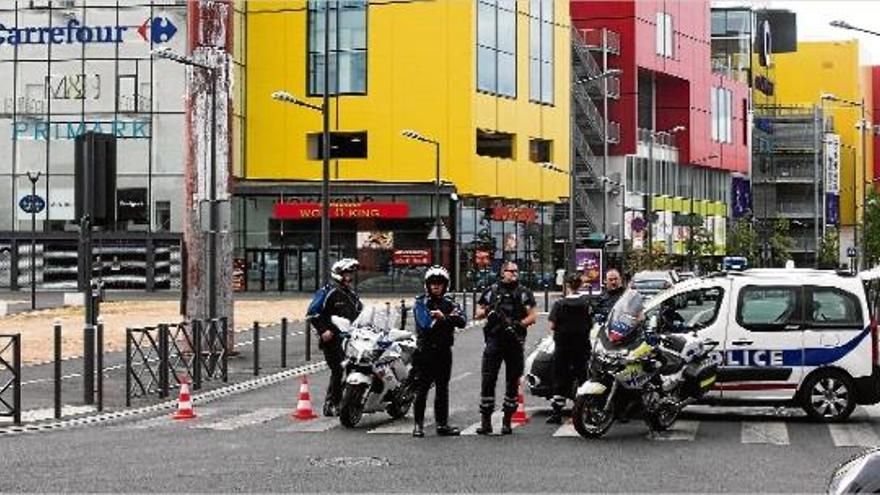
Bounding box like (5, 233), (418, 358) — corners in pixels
(529, 0), (553, 104)
(308, 0), (368, 95)
(477, 0), (517, 98)
(711, 87), (733, 143)
(656, 12), (674, 58)
(737, 286), (803, 331)
(529, 138), (552, 162)
(155, 201), (171, 232)
(308, 132), (368, 159)
(477, 130), (515, 159)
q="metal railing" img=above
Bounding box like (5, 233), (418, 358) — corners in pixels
(0, 334), (20, 425)
(125, 318), (228, 405)
(579, 28), (621, 55)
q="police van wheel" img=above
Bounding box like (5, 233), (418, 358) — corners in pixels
(800, 371), (856, 422)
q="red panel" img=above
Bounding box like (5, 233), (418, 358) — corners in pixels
(873, 67), (880, 181)
(273, 202), (410, 220)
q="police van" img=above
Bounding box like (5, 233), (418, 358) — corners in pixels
(643, 268), (880, 421)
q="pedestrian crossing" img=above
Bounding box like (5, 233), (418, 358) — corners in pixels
(120, 405), (880, 448)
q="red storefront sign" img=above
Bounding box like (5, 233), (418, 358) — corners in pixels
(490, 206), (537, 223)
(392, 249), (432, 266)
(273, 202), (409, 220)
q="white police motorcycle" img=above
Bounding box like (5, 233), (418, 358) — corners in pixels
(333, 305), (417, 428)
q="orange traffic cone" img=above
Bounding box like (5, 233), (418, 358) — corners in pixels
(292, 374), (318, 421)
(511, 377), (529, 425)
(172, 377), (197, 420)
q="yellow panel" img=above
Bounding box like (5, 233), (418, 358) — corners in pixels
(244, 0), (570, 203)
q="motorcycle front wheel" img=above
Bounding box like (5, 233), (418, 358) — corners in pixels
(339, 384), (368, 428)
(645, 402), (679, 432)
(572, 394), (615, 439)
(386, 382), (415, 419)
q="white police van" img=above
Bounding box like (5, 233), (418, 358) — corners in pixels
(644, 268), (880, 421)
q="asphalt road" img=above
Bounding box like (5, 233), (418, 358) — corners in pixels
(0, 313), (872, 493)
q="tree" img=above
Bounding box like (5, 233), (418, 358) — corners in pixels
(817, 228), (840, 269)
(768, 218), (796, 267)
(623, 242), (672, 279)
(865, 189), (880, 268)
(726, 218), (758, 266)
(691, 226), (718, 274)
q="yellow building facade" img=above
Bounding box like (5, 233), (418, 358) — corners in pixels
(235, 0), (572, 292)
(763, 41), (874, 247)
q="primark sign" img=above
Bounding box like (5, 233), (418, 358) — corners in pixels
(0, 16), (177, 46)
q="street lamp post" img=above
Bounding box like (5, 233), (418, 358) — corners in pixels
(26, 171), (40, 311)
(153, 47), (219, 318)
(402, 130), (443, 265)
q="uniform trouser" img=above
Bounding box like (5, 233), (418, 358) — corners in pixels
(551, 340), (588, 411)
(321, 339), (345, 406)
(480, 335), (524, 415)
(412, 347), (453, 426)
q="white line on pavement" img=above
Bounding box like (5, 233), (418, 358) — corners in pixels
(279, 416), (340, 433)
(828, 422), (880, 447)
(449, 372), (472, 383)
(193, 408), (289, 431)
(741, 421), (790, 445)
(552, 421), (578, 437)
(647, 420), (700, 441)
(461, 412), (526, 436)
(123, 408), (220, 430)
(0, 405), (95, 424)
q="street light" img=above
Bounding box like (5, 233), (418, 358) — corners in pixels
(830, 20), (880, 37)
(152, 47), (220, 318)
(401, 129), (443, 265)
(26, 170), (41, 311)
(820, 92), (867, 269)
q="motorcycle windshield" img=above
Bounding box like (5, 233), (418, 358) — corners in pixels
(603, 290), (646, 347)
(352, 304), (403, 332)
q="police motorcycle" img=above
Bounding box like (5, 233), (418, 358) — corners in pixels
(333, 304), (418, 428)
(571, 290), (720, 438)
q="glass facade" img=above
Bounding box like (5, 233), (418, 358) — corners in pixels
(0, 2), (187, 290)
(528, 0), (553, 104)
(476, 0), (516, 98)
(307, 0), (368, 96)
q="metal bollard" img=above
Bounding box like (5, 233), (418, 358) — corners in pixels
(83, 323), (95, 405)
(125, 328), (132, 407)
(192, 319), (202, 390)
(54, 319), (62, 420)
(399, 299), (407, 330)
(544, 283), (549, 312)
(281, 317), (288, 368)
(96, 317), (104, 412)
(158, 324), (170, 398)
(12, 334), (20, 426)
(220, 317), (229, 383)
(472, 288), (478, 319)
(253, 321), (260, 376)
(305, 319), (312, 363)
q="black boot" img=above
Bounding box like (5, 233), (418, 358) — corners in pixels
(323, 401), (336, 417)
(436, 424), (460, 437)
(475, 414), (493, 435)
(501, 411), (513, 435)
(412, 423), (425, 438)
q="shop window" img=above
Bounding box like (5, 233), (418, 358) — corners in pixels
(155, 201), (171, 232)
(477, 130), (515, 159)
(308, 132), (368, 159)
(529, 138), (552, 163)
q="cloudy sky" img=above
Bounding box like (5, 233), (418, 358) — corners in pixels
(713, 0), (880, 65)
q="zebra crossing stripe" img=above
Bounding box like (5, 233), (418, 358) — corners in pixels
(0, 405), (96, 424)
(194, 408), (289, 431)
(279, 416), (340, 433)
(647, 420), (699, 441)
(124, 408), (220, 430)
(368, 418), (421, 435)
(741, 421), (790, 445)
(828, 422), (880, 447)
(552, 421), (578, 437)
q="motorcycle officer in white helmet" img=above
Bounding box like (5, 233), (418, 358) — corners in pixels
(306, 258), (363, 416)
(410, 266), (466, 437)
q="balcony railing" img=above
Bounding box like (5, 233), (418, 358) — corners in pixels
(637, 128), (679, 148)
(579, 28), (621, 55)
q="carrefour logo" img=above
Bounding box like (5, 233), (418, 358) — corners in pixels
(0, 17), (177, 46)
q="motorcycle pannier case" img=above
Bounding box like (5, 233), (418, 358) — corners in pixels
(682, 360), (718, 398)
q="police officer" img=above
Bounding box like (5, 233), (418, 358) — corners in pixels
(306, 258), (363, 417)
(546, 274), (593, 424)
(475, 261), (537, 435)
(411, 266), (466, 438)
(595, 268), (625, 320)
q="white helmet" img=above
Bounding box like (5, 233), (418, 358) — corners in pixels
(331, 258), (359, 282)
(424, 265), (450, 290)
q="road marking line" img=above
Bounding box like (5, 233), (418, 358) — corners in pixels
(647, 420), (699, 441)
(741, 421), (789, 445)
(124, 408), (220, 430)
(193, 408), (289, 431)
(279, 416), (340, 433)
(859, 404), (880, 419)
(828, 422), (880, 447)
(368, 418), (422, 434)
(461, 412), (525, 436)
(0, 405), (95, 424)
(552, 421), (578, 437)
(449, 372), (472, 383)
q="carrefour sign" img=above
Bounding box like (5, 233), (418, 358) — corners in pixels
(0, 17), (177, 46)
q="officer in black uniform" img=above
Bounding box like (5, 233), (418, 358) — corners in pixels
(306, 258), (363, 417)
(411, 266), (467, 438)
(475, 261), (537, 435)
(546, 274), (593, 424)
(595, 268), (625, 320)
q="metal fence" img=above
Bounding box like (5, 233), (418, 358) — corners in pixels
(125, 318), (228, 406)
(0, 334), (21, 425)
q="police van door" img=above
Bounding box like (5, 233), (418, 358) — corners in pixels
(720, 280), (804, 401)
(800, 284), (871, 383)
